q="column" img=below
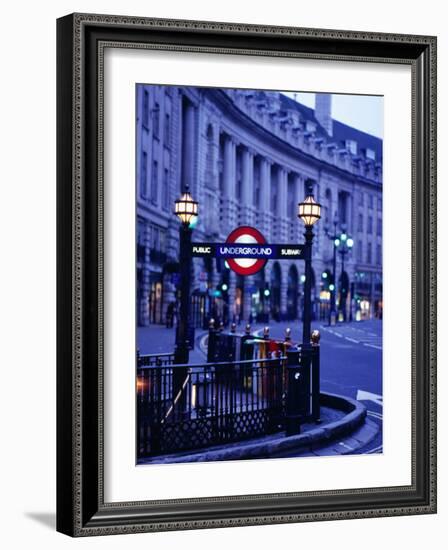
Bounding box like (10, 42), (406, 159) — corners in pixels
(222, 135), (236, 231)
(260, 158), (272, 237)
(181, 99), (196, 189)
(293, 173), (302, 243)
(241, 147), (254, 225)
(277, 167), (288, 241)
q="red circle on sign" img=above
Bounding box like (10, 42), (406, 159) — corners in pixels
(225, 226), (267, 276)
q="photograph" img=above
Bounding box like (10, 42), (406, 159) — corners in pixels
(135, 84), (384, 465)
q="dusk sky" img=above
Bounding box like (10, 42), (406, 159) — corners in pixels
(283, 91), (384, 139)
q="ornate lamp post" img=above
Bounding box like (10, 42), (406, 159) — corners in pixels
(285, 187), (321, 437)
(174, 185), (198, 364)
(337, 228), (354, 321)
(298, 191), (321, 346)
(324, 214), (340, 326)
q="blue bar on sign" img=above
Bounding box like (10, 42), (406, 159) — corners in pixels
(190, 243), (305, 259)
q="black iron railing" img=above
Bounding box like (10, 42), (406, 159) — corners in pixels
(137, 356), (286, 458)
(137, 351), (175, 367)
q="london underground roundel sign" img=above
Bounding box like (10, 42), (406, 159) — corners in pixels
(224, 226), (268, 276)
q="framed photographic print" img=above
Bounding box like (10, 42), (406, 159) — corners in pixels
(56, 13), (437, 536)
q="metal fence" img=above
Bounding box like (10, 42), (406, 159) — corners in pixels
(137, 356), (286, 458)
(137, 351), (175, 367)
(136, 325), (320, 459)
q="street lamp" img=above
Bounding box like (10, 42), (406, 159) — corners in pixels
(337, 227), (354, 321)
(324, 214), (340, 326)
(174, 185), (198, 364)
(285, 188), (320, 437)
(298, 192), (321, 347)
(174, 186), (198, 225)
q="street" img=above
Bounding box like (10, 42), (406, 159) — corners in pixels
(137, 318), (383, 455)
(260, 319), (383, 455)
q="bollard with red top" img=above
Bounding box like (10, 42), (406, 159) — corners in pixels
(311, 329), (321, 422)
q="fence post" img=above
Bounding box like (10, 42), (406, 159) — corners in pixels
(311, 330), (321, 422)
(240, 323), (253, 360)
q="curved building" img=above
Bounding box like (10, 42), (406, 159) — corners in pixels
(136, 85), (383, 327)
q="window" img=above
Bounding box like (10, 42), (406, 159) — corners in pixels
(140, 151), (148, 198)
(367, 216), (373, 234)
(236, 154), (242, 201)
(164, 112), (170, 145)
(162, 168), (169, 210)
(306, 121), (316, 133)
(346, 140), (357, 155)
(377, 217), (382, 236)
(338, 192), (347, 224)
(142, 90), (149, 127)
(153, 102), (160, 137)
(368, 194), (374, 209)
(358, 213), (363, 233)
(150, 224), (159, 250)
(357, 241), (363, 263)
(151, 160), (158, 204)
(377, 244), (382, 265)
(287, 178), (295, 219)
(358, 191), (364, 206)
(366, 148), (376, 161)
(137, 219), (146, 263)
(367, 243), (372, 264)
(377, 197), (382, 212)
(159, 230), (166, 252)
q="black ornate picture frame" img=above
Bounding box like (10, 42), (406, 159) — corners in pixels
(56, 13), (437, 536)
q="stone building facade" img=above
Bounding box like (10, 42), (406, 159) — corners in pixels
(136, 85), (383, 327)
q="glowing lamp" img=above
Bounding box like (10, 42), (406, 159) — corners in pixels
(174, 185), (198, 226)
(298, 195), (321, 227)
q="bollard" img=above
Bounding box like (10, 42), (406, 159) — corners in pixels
(311, 330), (321, 423)
(241, 323), (253, 361)
(282, 327), (293, 355)
(207, 318), (218, 363)
(285, 348), (309, 436)
(263, 326), (270, 339)
(230, 322), (236, 334)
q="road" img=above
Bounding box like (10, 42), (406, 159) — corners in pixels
(261, 319), (383, 454)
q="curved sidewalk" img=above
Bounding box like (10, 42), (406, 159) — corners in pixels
(140, 392), (371, 464)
